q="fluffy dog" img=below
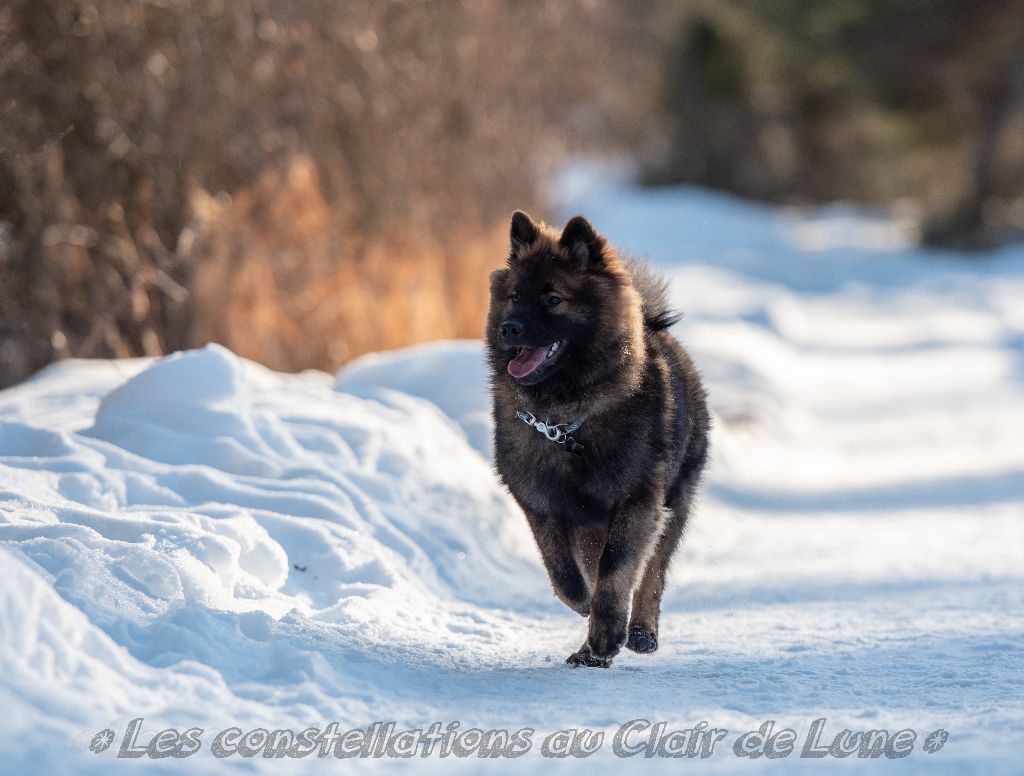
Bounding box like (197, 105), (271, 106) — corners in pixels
(486, 211), (709, 667)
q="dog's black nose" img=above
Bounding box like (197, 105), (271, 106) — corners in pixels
(499, 318), (523, 341)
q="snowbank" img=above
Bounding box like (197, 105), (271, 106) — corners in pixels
(1, 171), (1023, 773)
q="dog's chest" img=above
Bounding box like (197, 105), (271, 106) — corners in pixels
(498, 422), (615, 524)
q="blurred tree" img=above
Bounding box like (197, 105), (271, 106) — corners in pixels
(644, 0), (1024, 247)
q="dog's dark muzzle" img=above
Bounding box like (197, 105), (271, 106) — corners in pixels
(498, 317), (525, 349)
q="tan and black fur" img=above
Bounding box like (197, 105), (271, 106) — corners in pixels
(486, 211), (709, 668)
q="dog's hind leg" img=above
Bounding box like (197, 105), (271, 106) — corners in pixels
(626, 481), (697, 653)
(625, 506), (681, 653)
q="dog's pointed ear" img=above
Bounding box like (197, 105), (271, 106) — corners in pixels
(510, 211), (540, 254)
(559, 216), (605, 272)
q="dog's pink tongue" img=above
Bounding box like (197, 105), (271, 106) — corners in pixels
(508, 346), (547, 378)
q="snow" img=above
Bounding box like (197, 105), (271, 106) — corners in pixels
(2, 168), (1023, 773)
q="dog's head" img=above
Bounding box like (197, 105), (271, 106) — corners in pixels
(486, 211), (644, 395)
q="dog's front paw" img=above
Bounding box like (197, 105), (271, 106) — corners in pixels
(626, 625), (658, 654)
(566, 644), (611, 669)
(587, 618), (626, 662)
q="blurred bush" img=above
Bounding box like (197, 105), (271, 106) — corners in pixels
(0, 0), (664, 386)
(4, 0), (1024, 388)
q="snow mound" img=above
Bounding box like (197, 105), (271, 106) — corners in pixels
(336, 339), (491, 457)
(0, 343), (554, 772)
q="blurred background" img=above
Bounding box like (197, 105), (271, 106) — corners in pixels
(2, 0), (1024, 389)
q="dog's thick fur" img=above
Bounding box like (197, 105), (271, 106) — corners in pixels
(486, 211), (709, 668)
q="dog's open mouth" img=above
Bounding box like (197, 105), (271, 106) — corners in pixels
(507, 340), (566, 380)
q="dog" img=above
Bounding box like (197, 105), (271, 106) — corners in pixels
(486, 211), (709, 668)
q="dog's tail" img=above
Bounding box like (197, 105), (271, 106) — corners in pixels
(623, 257), (683, 331)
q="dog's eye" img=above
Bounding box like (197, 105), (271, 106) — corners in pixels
(510, 291), (520, 303)
(546, 294), (562, 306)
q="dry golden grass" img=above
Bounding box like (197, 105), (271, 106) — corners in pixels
(188, 155), (501, 374)
(0, 1), (665, 386)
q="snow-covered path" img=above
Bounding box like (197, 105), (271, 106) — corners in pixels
(2, 172), (1023, 773)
